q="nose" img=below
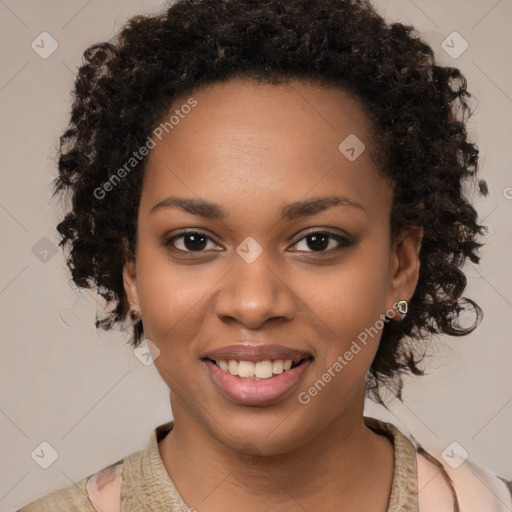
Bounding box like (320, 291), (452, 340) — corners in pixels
(213, 250), (297, 330)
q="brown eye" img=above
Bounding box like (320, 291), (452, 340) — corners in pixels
(291, 231), (355, 253)
(164, 230), (221, 252)
(305, 233), (330, 251)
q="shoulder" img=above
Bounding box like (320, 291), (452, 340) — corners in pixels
(16, 461), (124, 512)
(16, 473), (93, 511)
(370, 417), (512, 511)
(17, 421), (174, 511)
(416, 444), (512, 512)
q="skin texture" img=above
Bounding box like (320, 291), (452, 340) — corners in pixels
(123, 77), (423, 511)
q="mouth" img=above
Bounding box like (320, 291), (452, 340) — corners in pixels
(204, 357), (311, 380)
(201, 344), (314, 405)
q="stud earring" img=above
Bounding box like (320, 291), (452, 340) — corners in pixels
(396, 299), (408, 318)
(128, 302), (142, 324)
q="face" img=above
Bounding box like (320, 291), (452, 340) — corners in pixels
(123, 77), (422, 454)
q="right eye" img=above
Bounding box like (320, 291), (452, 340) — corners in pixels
(163, 230), (223, 252)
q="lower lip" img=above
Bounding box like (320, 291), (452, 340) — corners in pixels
(204, 359), (312, 406)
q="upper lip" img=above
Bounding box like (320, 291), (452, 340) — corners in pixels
(202, 344), (313, 363)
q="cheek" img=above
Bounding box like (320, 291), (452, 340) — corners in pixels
(139, 263), (209, 390)
(134, 246), (226, 393)
(295, 263), (388, 410)
(300, 253), (390, 337)
(293, 250), (391, 396)
(136, 246), (211, 332)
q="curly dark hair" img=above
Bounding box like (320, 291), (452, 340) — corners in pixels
(53, 0), (488, 404)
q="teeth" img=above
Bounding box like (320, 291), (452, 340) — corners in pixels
(215, 359), (296, 379)
(255, 360), (273, 379)
(228, 360), (238, 375)
(273, 360), (284, 374)
(238, 361), (255, 378)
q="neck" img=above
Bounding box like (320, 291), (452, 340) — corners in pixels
(158, 391), (394, 511)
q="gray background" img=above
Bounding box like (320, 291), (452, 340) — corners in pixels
(1, 0), (511, 510)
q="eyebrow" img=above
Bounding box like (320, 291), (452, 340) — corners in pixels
(149, 194), (366, 220)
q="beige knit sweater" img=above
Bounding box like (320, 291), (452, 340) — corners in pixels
(17, 417), (512, 511)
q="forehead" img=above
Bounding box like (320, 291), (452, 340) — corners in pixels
(140, 77), (391, 221)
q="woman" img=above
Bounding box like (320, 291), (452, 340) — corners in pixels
(18, 0), (511, 510)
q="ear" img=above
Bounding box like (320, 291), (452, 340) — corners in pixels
(122, 238), (140, 307)
(387, 225), (423, 319)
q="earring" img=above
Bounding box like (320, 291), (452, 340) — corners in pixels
(396, 299), (408, 318)
(129, 302), (142, 324)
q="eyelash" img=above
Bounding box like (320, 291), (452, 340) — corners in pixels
(163, 229), (355, 255)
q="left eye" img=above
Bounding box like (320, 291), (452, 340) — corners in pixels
(164, 230), (353, 253)
(291, 232), (354, 252)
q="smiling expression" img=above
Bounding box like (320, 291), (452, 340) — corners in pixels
(123, 77), (421, 453)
